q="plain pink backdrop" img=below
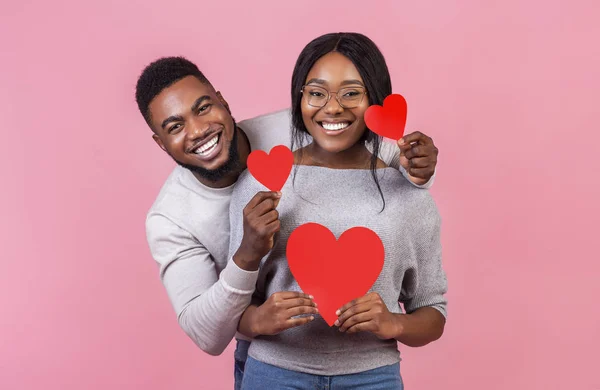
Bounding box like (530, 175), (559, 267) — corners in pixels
(1, 1), (599, 389)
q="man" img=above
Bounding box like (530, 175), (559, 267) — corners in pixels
(135, 56), (439, 388)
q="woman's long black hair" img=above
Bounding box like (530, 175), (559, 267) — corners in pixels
(290, 32), (393, 211)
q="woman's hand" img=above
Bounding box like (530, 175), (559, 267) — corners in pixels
(334, 292), (401, 340)
(335, 292), (446, 347)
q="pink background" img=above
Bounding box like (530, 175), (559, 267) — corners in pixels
(2, 1), (599, 389)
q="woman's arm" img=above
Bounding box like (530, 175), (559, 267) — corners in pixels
(336, 194), (448, 346)
(397, 196), (448, 345)
(335, 292), (445, 347)
(238, 303), (263, 338)
(392, 307), (446, 347)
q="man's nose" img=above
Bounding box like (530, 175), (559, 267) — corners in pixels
(187, 119), (211, 141)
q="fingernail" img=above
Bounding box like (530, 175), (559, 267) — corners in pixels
(315, 308), (319, 313)
(309, 295), (314, 299)
(309, 316), (314, 320)
(334, 320), (340, 326)
(335, 309), (341, 316)
(398, 138), (405, 145)
(276, 192), (282, 197)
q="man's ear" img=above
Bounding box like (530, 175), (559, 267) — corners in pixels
(152, 134), (168, 153)
(216, 91), (231, 114)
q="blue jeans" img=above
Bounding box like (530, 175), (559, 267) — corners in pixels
(241, 356), (403, 390)
(233, 339), (251, 390)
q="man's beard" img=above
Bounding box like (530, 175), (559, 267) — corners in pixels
(174, 122), (241, 183)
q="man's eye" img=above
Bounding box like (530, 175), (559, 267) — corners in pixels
(198, 104), (211, 113)
(169, 124), (182, 133)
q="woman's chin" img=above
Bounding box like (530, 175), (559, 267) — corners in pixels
(312, 139), (351, 154)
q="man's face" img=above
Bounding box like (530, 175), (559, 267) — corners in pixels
(148, 76), (239, 182)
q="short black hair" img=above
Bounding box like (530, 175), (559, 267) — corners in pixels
(135, 56), (211, 127)
(290, 32), (392, 211)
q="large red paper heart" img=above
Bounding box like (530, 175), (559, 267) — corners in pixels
(286, 223), (385, 326)
(364, 94), (407, 141)
(247, 145), (293, 192)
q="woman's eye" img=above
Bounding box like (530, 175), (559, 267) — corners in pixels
(310, 91), (324, 97)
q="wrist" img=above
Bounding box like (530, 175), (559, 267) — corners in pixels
(392, 313), (407, 339)
(249, 306), (263, 337)
(233, 247), (261, 271)
(408, 175), (428, 186)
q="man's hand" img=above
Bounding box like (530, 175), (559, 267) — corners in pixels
(240, 292), (318, 338)
(334, 292), (400, 340)
(233, 191), (281, 271)
(398, 131), (439, 185)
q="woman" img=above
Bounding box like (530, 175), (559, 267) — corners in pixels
(228, 32), (448, 389)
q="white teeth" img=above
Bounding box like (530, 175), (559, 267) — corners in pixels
(321, 122), (350, 131)
(195, 134), (219, 155)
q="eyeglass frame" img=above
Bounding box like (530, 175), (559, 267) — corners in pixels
(300, 84), (368, 109)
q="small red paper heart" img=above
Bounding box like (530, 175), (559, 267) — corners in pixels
(247, 145), (293, 192)
(364, 94), (407, 141)
(286, 223), (385, 326)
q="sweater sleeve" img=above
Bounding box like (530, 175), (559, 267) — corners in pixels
(372, 139), (436, 189)
(399, 199), (448, 318)
(146, 213), (258, 356)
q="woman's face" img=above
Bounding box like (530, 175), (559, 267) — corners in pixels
(301, 52), (369, 154)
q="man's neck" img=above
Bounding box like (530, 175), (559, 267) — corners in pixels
(192, 127), (251, 188)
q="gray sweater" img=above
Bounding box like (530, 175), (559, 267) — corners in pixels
(228, 166), (448, 375)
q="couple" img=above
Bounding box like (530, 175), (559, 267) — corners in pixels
(136, 32), (447, 389)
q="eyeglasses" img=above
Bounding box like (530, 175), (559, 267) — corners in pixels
(300, 84), (367, 109)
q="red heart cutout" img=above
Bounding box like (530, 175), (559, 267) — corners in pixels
(364, 94), (407, 141)
(247, 145), (293, 192)
(286, 223), (385, 326)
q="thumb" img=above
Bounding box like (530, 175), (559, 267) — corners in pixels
(273, 191), (282, 208)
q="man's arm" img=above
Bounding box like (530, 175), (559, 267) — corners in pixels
(238, 109), (437, 188)
(237, 292), (317, 338)
(146, 214), (258, 356)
